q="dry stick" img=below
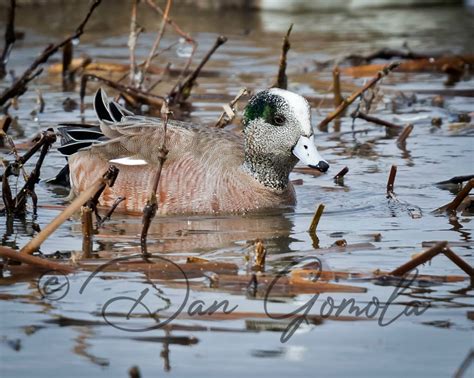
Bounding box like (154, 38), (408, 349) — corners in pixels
(81, 206), (93, 258)
(443, 248), (474, 277)
(0, 0), (16, 79)
(142, 0), (172, 81)
(0, 246), (74, 273)
(397, 124), (414, 145)
(445, 179), (474, 213)
(0, 0), (102, 106)
(140, 103), (170, 257)
(317, 62), (400, 131)
(214, 88), (248, 128)
(20, 166), (119, 255)
(168, 35), (227, 105)
(80, 74), (165, 111)
(386, 165), (397, 194)
(274, 24), (293, 90)
(333, 166), (349, 183)
(128, 0), (140, 87)
(390, 241), (448, 276)
(333, 65), (343, 108)
(145, 0), (197, 93)
(351, 110), (403, 131)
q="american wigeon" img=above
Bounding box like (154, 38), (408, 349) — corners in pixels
(58, 88), (329, 215)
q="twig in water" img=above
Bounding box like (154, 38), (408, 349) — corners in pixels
(168, 35), (227, 105)
(273, 24), (293, 90)
(396, 124), (414, 145)
(81, 206), (93, 258)
(141, 102), (170, 257)
(386, 165), (397, 195)
(332, 65), (343, 109)
(333, 166), (349, 184)
(20, 166), (119, 255)
(214, 88), (248, 128)
(390, 241), (473, 279)
(435, 179), (474, 214)
(0, 246), (74, 273)
(351, 110), (403, 131)
(0, 0), (102, 106)
(390, 241), (448, 276)
(97, 196), (125, 227)
(317, 62), (400, 131)
(309, 204), (325, 249)
(0, 0), (16, 79)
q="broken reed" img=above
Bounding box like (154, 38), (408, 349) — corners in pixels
(318, 62), (400, 130)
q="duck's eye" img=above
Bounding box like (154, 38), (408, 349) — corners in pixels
(273, 114), (286, 125)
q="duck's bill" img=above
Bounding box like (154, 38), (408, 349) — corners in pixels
(292, 135), (330, 172)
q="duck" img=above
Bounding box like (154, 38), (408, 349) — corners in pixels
(57, 88), (329, 215)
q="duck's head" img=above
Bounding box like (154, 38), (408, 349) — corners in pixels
(242, 88), (329, 190)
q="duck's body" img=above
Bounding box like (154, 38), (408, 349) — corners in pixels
(67, 117), (296, 214)
(58, 88), (328, 215)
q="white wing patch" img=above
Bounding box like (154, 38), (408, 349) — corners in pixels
(269, 88), (312, 135)
(109, 157), (148, 166)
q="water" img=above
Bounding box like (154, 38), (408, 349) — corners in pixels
(1, 1), (473, 377)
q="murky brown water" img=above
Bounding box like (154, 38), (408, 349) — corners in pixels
(1, 1), (473, 377)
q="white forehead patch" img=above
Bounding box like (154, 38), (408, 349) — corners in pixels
(269, 88), (312, 135)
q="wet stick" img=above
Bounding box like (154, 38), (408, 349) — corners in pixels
(332, 66), (343, 109)
(0, 0), (16, 79)
(309, 204), (325, 248)
(317, 62), (400, 130)
(141, 102), (170, 257)
(442, 248), (474, 278)
(390, 241), (448, 276)
(445, 179), (473, 213)
(97, 196), (125, 227)
(397, 124), (414, 145)
(386, 165), (397, 195)
(351, 111), (403, 131)
(20, 166), (119, 255)
(0, 246), (74, 273)
(0, 0), (102, 106)
(81, 206), (93, 258)
(0, 115), (12, 148)
(333, 166), (349, 183)
(274, 24), (293, 90)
